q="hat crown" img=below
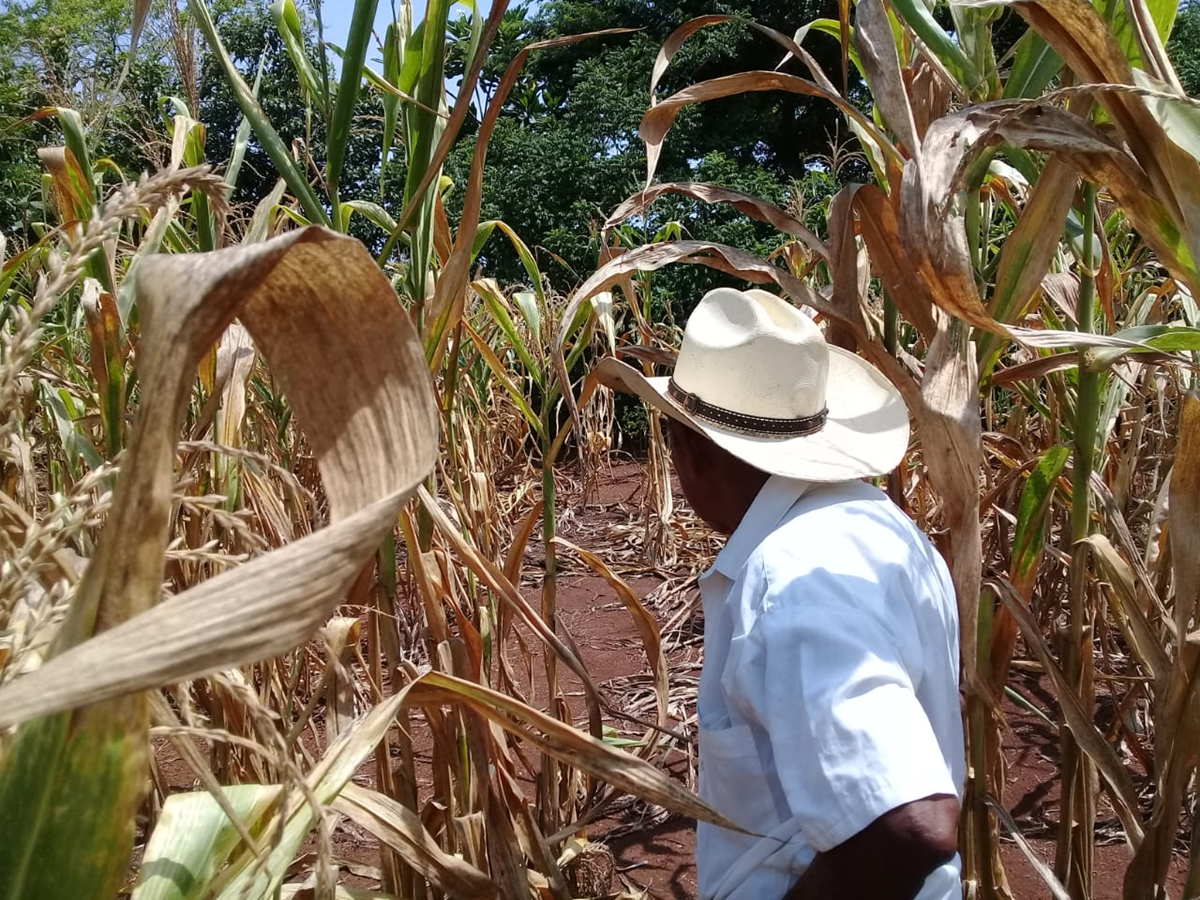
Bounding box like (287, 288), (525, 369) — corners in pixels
(672, 288), (828, 420)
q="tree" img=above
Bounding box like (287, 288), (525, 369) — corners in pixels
(0, 0), (179, 243)
(443, 0), (850, 301)
(1168, 0), (1200, 97)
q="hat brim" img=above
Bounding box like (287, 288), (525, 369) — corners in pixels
(594, 349), (910, 482)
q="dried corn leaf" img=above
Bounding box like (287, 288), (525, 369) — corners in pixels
(0, 226), (437, 899)
(0, 227), (438, 728)
(849, 183), (939, 341)
(854, 0), (920, 160)
(920, 320), (985, 684)
(988, 157), (1078, 330)
(901, 118), (1009, 336)
(1169, 392), (1200, 642)
(403, 671), (741, 832)
(334, 783), (499, 899)
(423, 28), (633, 367)
(553, 537), (669, 733)
(640, 71), (891, 188)
(991, 579), (1145, 846)
(602, 182), (828, 263)
(552, 239), (921, 424)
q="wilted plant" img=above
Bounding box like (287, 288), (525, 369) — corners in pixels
(550, 2), (1200, 898)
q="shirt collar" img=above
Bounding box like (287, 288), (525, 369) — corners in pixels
(709, 474), (811, 580)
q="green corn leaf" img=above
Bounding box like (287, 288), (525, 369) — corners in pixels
(455, 0), (485, 83)
(116, 206), (179, 325)
(225, 51), (268, 200)
(401, 0), (450, 307)
(325, 0), (381, 219)
(949, 2), (1001, 97)
(241, 179), (288, 244)
(172, 115), (215, 253)
(270, 0), (329, 116)
(888, 0), (984, 96)
(214, 688), (416, 899)
(381, 21), (403, 192)
(0, 702), (149, 900)
(1108, 0), (1178, 73)
(981, 158), (1078, 376)
(1003, 29), (1064, 99)
(463, 320), (547, 438)
(50, 107), (96, 208)
(1093, 324), (1200, 368)
(188, 0), (329, 226)
(42, 384), (104, 477)
(1132, 69), (1200, 163)
(478, 280), (543, 387)
(471, 219), (499, 261)
(512, 291), (542, 341)
(793, 19), (866, 80)
(1013, 445), (1071, 580)
(494, 220), (546, 310)
(132, 785), (282, 900)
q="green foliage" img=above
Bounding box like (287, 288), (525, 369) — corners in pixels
(1168, 1), (1200, 97)
(444, 0), (849, 301)
(198, 0), (382, 221)
(0, 0), (175, 244)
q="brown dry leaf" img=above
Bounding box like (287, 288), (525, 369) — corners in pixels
(955, 101), (1194, 287)
(854, 0), (921, 160)
(0, 226), (439, 729)
(602, 182), (828, 263)
(1169, 392), (1200, 642)
(645, 15), (742, 186)
(1041, 272), (1081, 323)
(553, 537), (669, 735)
(555, 240), (845, 400)
(416, 486), (606, 740)
(404, 670), (743, 833)
(554, 240), (924, 441)
(989, 157), (1079, 327)
(1003, 0), (1180, 208)
(990, 579), (1146, 847)
(849, 183), (938, 341)
(919, 319), (985, 685)
(1083, 535), (1169, 695)
(826, 188), (870, 352)
(1127, 398), (1200, 897)
(650, 15), (736, 101)
(900, 119), (1008, 336)
(639, 71), (893, 188)
(37, 146), (90, 224)
(334, 783), (499, 899)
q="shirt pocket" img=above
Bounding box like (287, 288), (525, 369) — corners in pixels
(698, 722), (777, 833)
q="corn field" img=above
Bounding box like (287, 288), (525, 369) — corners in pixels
(2, 0), (1200, 897)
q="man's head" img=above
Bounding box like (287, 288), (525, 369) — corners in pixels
(667, 417), (768, 535)
(594, 287), (909, 489)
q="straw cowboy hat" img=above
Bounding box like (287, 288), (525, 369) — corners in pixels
(594, 287), (910, 482)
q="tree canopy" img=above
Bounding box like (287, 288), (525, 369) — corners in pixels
(443, 0), (850, 303)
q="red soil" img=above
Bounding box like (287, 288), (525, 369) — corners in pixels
(148, 460), (1188, 899)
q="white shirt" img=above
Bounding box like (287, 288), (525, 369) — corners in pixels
(695, 475), (965, 900)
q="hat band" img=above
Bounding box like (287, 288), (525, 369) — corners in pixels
(667, 378), (828, 437)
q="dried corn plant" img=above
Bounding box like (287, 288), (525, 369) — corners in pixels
(0, 2), (728, 899)
(551, 2), (1200, 898)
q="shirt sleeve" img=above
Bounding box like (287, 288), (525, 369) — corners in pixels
(733, 574), (958, 853)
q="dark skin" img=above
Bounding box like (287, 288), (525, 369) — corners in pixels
(666, 418), (961, 900)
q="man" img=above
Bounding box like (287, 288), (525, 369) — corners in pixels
(596, 288), (964, 900)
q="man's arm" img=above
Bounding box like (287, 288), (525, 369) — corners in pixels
(783, 794), (960, 900)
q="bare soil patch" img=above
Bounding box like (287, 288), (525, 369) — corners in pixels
(148, 460), (1187, 898)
